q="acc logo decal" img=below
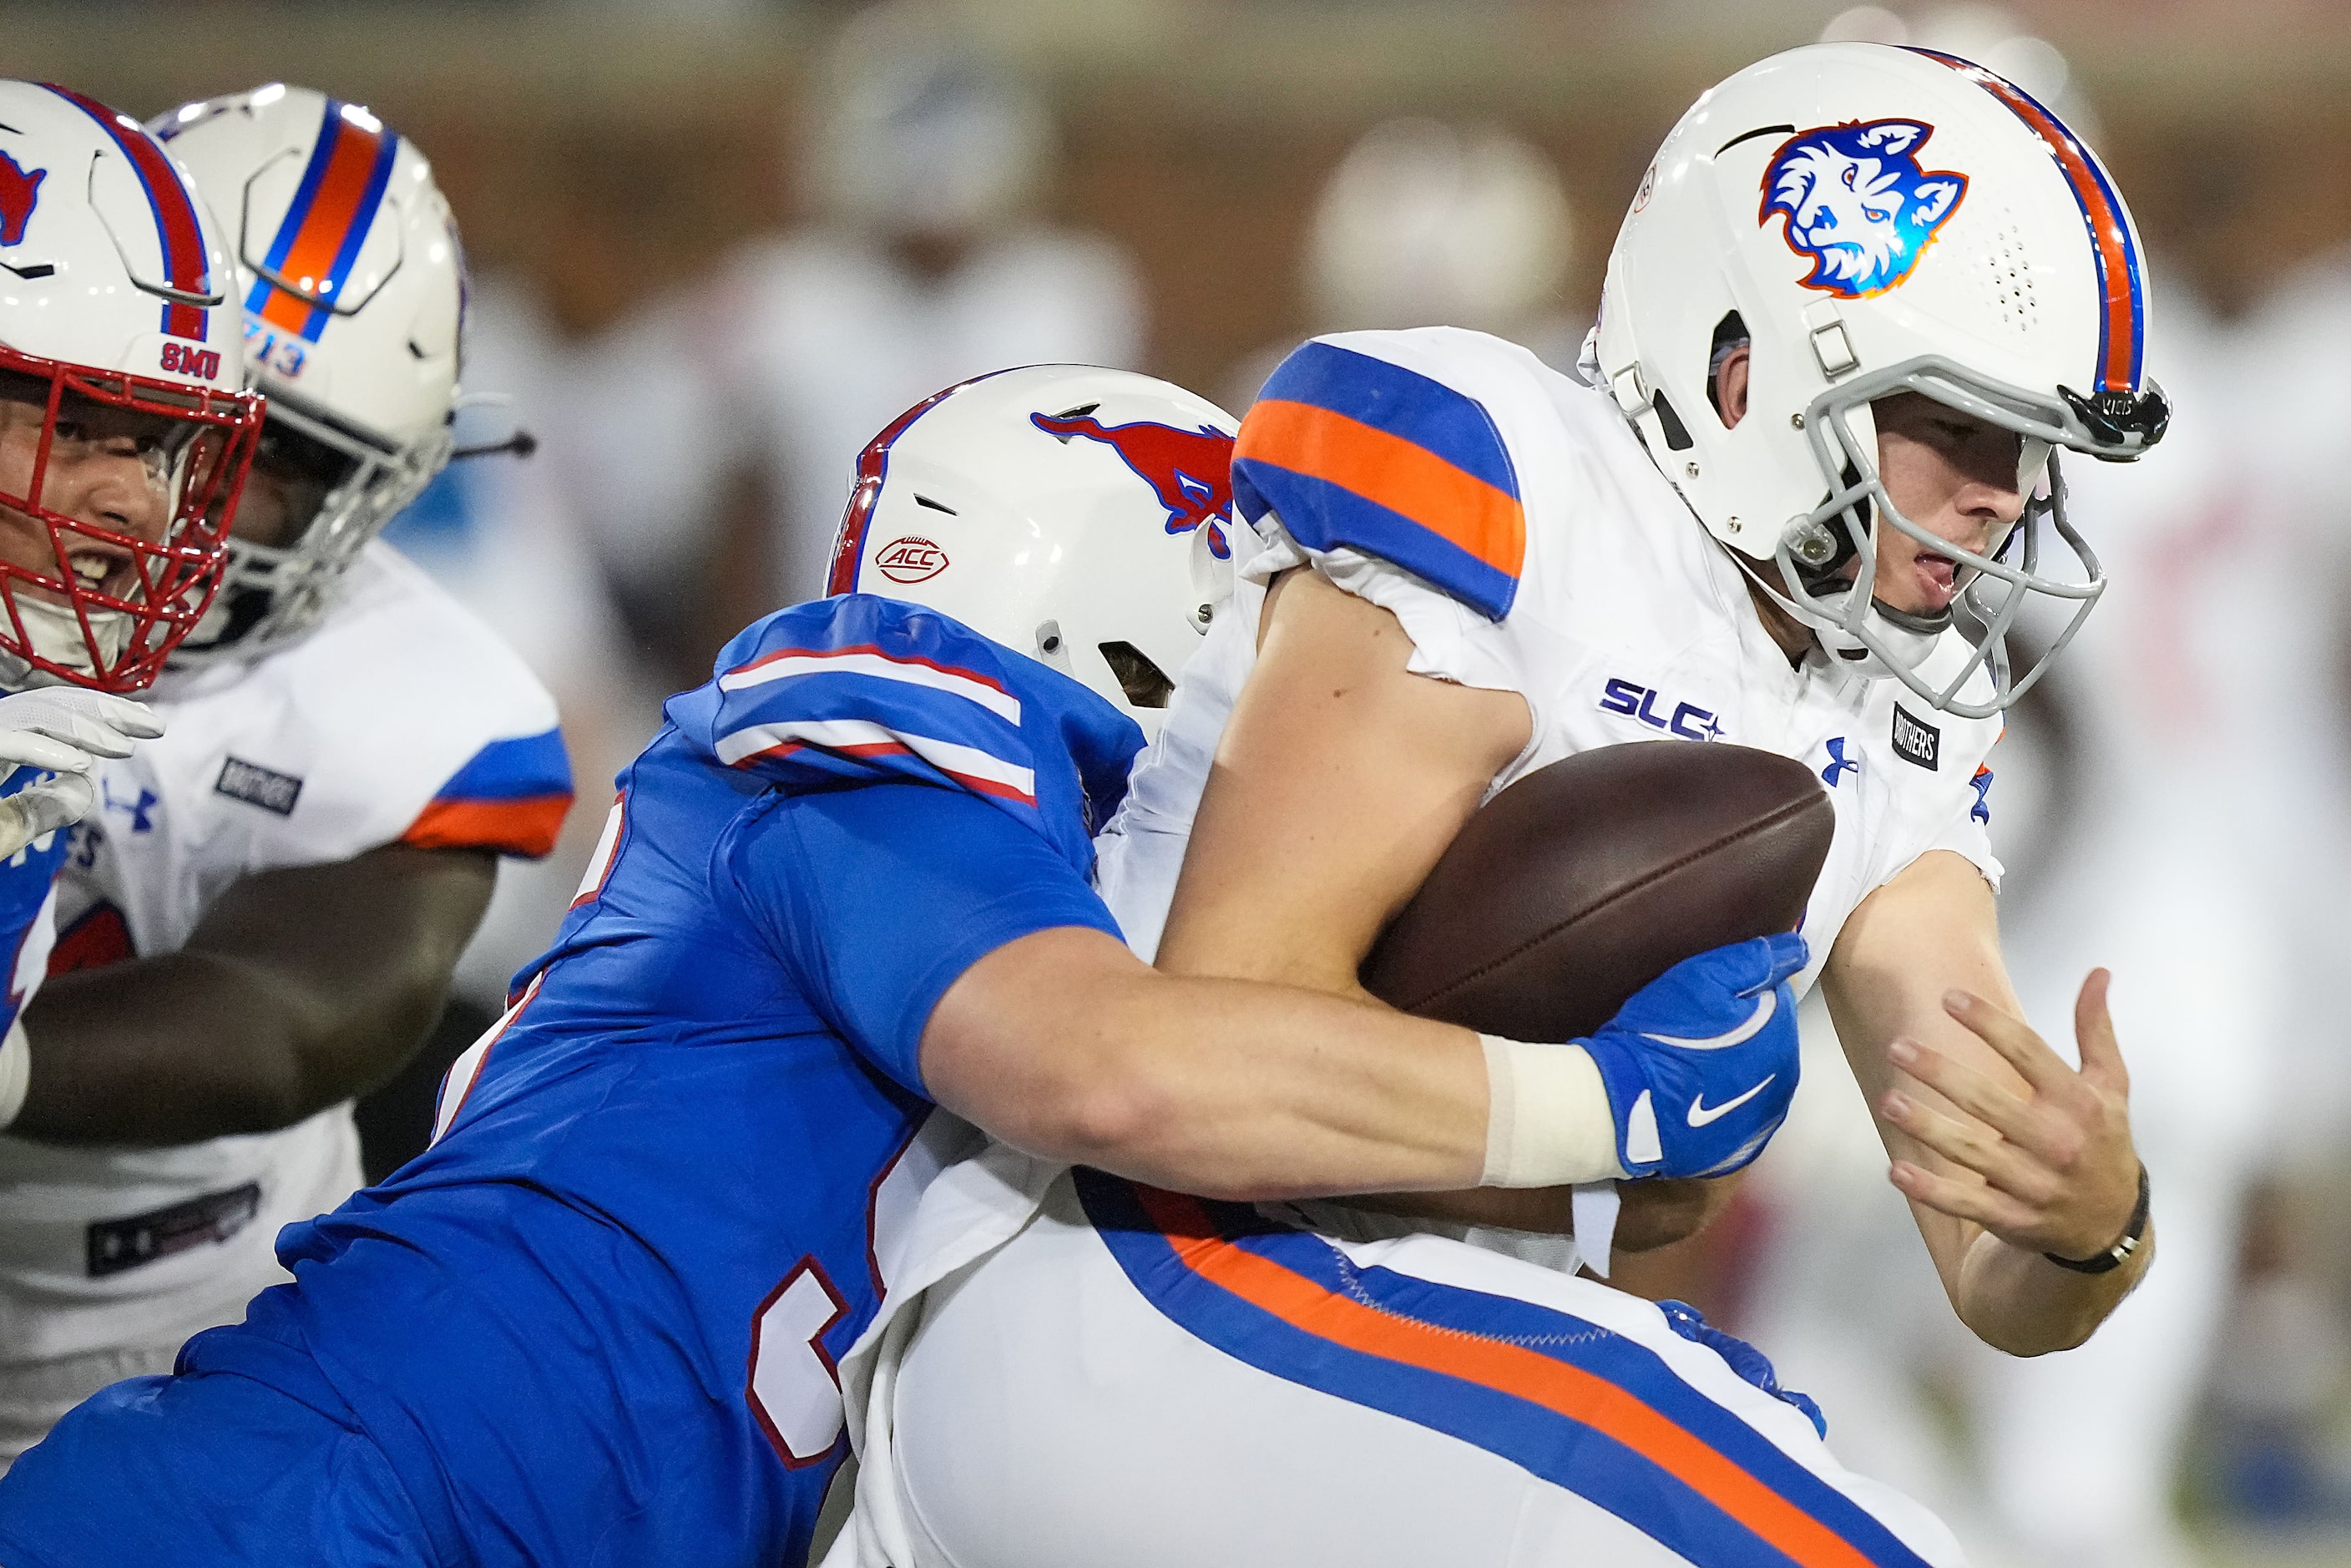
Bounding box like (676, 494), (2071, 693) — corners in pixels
(1600, 676), (1723, 741)
(0, 151), (43, 247)
(873, 536), (949, 584)
(1762, 120), (1967, 299)
(1031, 412), (1235, 559)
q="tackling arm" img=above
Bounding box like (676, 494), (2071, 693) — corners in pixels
(923, 925), (1494, 1201)
(916, 567), (1525, 1201)
(13, 843), (495, 1145)
(1822, 848), (2151, 1354)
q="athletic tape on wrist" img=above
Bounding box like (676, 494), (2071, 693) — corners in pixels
(0, 1019), (28, 1130)
(1479, 1034), (1631, 1188)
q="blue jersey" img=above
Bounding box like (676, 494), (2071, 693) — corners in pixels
(0, 765), (74, 1033)
(0, 596), (1140, 1568)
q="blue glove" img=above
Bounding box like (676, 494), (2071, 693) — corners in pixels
(1578, 933), (1806, 1180)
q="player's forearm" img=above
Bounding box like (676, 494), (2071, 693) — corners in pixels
(1951, 1221), (2154, 1355)
(1088, 974), (1502, 1199)
(14, 950), (436, 1144)
(925, 928), (1490, 1198)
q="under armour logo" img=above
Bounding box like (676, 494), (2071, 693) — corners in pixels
(1820, 737), (1858, 787)
(103, 780), (159, 833)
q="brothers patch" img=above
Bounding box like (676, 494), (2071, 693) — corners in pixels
(1890, 705), (1941, 771)
(215, 756), (303, 816)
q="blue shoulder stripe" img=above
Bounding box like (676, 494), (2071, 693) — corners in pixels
(1234, 340), (1526, 620)
(1258, 341), (1519, 496)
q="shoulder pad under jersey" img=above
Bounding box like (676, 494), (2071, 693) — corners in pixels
(670, 595), (1141, 861)
(1234, 333), (1526, 620)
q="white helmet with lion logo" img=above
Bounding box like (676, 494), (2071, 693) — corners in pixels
(826, 366), (1238, 738)
(1592, 42), (2167, 717)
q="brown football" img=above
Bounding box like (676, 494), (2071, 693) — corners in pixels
(1361, 741), (1835, 1042)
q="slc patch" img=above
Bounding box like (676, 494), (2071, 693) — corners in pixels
(1762, 120), (1966, 298)
(215, 756), (303, 816)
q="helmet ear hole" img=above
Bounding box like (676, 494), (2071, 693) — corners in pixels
(1651, 390), (1694, 452)
(1098, 640), (1172, 709)
(1705, 311), (1749, 424)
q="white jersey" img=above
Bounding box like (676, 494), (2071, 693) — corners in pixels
(1105, 326), (2002, 984)
(825, 327), (1997, 1565)
(0, 542), (570, 1381)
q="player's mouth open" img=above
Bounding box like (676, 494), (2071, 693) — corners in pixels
(1913, 549), (1959, 609)
(67, 549), (125, 596)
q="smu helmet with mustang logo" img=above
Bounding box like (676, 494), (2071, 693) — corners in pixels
(1592, 43), (2168, 718)
(828, 365), (1239, 738)
(0, 81), (261, 691)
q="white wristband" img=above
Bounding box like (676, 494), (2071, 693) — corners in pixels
(1478, 1034), (1630, 1188)
(0, 1019), (28, 1131)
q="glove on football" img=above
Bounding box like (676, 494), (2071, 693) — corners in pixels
(0, 687), (162, 860)
(1578, 932), (1806, 1180)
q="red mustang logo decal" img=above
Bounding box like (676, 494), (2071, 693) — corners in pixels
(0, 151), (45, 247)
(1031, 412), (1234, 559)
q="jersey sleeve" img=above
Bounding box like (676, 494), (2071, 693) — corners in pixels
(402, 727), (574, 858)
(673, 595), (1112, 868)
(1907, 760), (2004, 891)
(724, 779), (1121, 1095)
(1230, 331), (1547, 712)
(1235, 334), (1528, 620)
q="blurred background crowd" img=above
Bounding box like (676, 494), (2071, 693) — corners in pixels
(21, 0), (2351, 1562)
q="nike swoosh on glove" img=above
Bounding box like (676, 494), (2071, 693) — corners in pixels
(1577, 932), (1807, 1180)
(0, 686), (163, 860)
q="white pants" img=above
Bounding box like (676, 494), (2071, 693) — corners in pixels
(831, 1151), (1964, 1568)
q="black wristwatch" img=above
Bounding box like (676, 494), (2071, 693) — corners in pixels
(2043, 1164), (2151, 1275)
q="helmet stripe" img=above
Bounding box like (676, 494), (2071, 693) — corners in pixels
(827, 369), (1023, 596)
(246, 99), (400, 343)
(41, 84), (212, 342)
(1907, 48), (2144, 392)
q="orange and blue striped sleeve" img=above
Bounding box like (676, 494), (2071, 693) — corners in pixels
(1233, 339), (1526, 620)
(403, 729), (574, 859)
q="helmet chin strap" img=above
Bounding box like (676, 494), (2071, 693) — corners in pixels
(1722, 544), (1944, 680)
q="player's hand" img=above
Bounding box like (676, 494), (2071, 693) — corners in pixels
(0, 688), (162, 859)
(1579, 933), (1806, 1181)
(1878, 970), (2142, 1263)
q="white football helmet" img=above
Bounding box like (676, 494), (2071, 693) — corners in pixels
(826, 366), (1237, 736)
(0, 81), (261, 691)
(1592, 43), (2167, 716)
(153, 83), (463, 660)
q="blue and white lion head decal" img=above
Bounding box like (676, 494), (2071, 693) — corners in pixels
(1761, 120), (1968, 299)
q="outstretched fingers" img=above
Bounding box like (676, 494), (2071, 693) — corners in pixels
(1940, 989), (2075, 1099)
(2072, 969), (2130, 1097)
(1888, 1157), (2040, 1235)
(1880, 1085), (2062, 1207)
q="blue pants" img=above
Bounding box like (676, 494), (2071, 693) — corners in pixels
(0, 1361), (428, 1568)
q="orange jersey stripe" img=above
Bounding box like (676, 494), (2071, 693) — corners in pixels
(1137, 1187), (1878, 1568)
(256, 121), (386, 334)
(1239, 398), (1526, 582)
(403, 793), (571, 858)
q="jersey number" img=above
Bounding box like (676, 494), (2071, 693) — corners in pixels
(747, 1257), (850, 1466)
